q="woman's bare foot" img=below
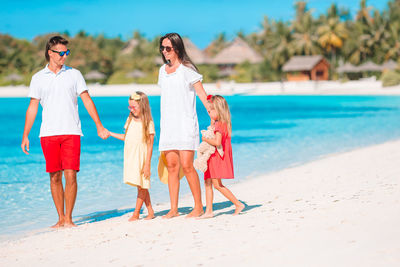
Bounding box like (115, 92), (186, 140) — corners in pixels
(233, 203), (245, 215)
(162, 210), (179, 219)
(197, 212), (213, 219)
(51, 219), (65, 228)
(63, 221), (77, 228)
(145, 213), (155, 220)
(128, 213), (140, 221)
(185, 208), (204, 218)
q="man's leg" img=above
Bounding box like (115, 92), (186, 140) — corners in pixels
(63, 169), (77, 227)
(49, 171), (65, 228)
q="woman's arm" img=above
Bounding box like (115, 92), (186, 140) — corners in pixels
(202, 132), (222, 146)
(109, 132), (125, 141)
(142, 134), (155, 179)
(193, 81), (210, 113)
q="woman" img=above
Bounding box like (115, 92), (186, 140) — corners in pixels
(158, 33), (209, 218)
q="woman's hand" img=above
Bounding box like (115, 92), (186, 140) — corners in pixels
(142, 163), (151, 180)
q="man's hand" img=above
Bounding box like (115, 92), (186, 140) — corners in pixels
(21, 136), (30, 155)
(98, 126), (110, 139)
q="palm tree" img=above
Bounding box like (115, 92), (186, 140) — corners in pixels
(290, 1), (320, 55)
(317, 4), (348, 75)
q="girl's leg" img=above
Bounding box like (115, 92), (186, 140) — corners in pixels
(129, 186), (145, 221)
(198, 178), (214, 219)
(143, 189), (155, 220)
(179, 150), (204, 218)
(163, 150), (181, 219)
(212, 179), (245, 215)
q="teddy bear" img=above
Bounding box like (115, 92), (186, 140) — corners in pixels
(194, 125), (224, 172)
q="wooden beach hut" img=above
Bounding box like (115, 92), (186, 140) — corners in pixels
(282, 55), (330, 81)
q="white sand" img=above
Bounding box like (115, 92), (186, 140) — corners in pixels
(2, 80), (400, 97)
(1, 140), (399, 266)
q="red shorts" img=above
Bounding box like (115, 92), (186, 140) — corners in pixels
(40, 135), (81, 173)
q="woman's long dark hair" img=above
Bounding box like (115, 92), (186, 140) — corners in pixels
(159, 33), (198, 72)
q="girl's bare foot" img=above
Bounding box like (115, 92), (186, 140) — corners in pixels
(162, 210), (179, 219)
(197, 212), (213, 219)
(128, 213), (140, 221)
(145, 214), (155, 220)
(233, 203), (245, 215)
(185, 208), (204, 218)
(51, 220), (65, 228)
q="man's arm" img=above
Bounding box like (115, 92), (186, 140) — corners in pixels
(80, 91), (109, 139)
(21, 98), (40, 154)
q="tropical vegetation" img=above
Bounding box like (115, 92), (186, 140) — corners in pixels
(0, 0), (399, 85)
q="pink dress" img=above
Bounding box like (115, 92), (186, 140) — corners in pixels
(204, 121), (234, 180)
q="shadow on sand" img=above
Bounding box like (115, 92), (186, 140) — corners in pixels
(74, 200), (261, 224)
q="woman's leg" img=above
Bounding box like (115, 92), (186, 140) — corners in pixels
(212, 179), (244, 215)
(198, 178), (214, 218)
(163, 150), (181, 219)
(144, 189), (155, 220)
(129, 187), (145, 221)
(179, 150), (204, 217)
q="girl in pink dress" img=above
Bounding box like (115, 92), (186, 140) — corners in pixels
(200, 95), (245, 218)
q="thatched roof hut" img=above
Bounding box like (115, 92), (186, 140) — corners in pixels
(209, 37), (263, 65)
(183, 38), (208, 64)
(85, 71), (106, 80)
(5, 73), (23, 82)
(126, 70), (145, 78)
(336, 62), (360, 73)
(282, 56), (326, 72)
(121, 39), (139, 55)
(358, 61), (382, 72)
(381, 60), (398, 71)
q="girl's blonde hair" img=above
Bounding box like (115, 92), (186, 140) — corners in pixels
(125, 91), (153, 143)
(210, 95), (232, 136)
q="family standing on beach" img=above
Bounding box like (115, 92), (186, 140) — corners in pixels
(21, 33), (244, 228)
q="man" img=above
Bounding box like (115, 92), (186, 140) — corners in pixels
(21, 36), (109, 228)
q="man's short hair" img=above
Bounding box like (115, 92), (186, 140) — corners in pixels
(45, 36), (69, 62)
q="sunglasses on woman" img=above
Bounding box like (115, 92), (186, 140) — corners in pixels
(51, 49), (70, 57)
(159, 46), (173, 52)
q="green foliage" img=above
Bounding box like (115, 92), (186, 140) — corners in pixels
(381, 70), (400, 87)
(1, 0), (400, 84)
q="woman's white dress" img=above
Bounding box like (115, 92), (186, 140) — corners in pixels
(157, 64), (203, 151)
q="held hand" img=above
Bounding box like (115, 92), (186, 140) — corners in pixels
(98, 127), (110, 140)
(21, 137), (30, 155)
(202, 136), (206, 142)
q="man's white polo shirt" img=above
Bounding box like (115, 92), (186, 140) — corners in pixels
(28, 65), (88, 137)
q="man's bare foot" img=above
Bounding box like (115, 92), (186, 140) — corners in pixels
(128, 213), (140, 221)
(51, 220), (65, 228)
(162, 210), (179, 219)
(145, 214), (155, 220)
(197, 212), (213, 219)
(233, 203), (245, 215)
(63, 221), (77, 228)
(185, 208), (204, 218)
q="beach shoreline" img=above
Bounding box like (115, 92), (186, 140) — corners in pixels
(2, 80), (400, 97)
(1, 139), (399, 266)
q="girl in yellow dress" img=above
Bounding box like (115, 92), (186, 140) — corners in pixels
(109, 92), (156, 221)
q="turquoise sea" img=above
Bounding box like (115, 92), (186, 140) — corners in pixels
(1, 95), (400, 240)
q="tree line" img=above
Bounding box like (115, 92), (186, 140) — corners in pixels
(0, 0), (399, 85)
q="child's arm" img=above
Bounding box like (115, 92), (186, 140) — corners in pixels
(202, 132), (222, 147)
(109, 132), (125, 141)
(142, 134), (155, 179)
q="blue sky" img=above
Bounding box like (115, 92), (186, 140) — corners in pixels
(0, 0), (389, 48)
